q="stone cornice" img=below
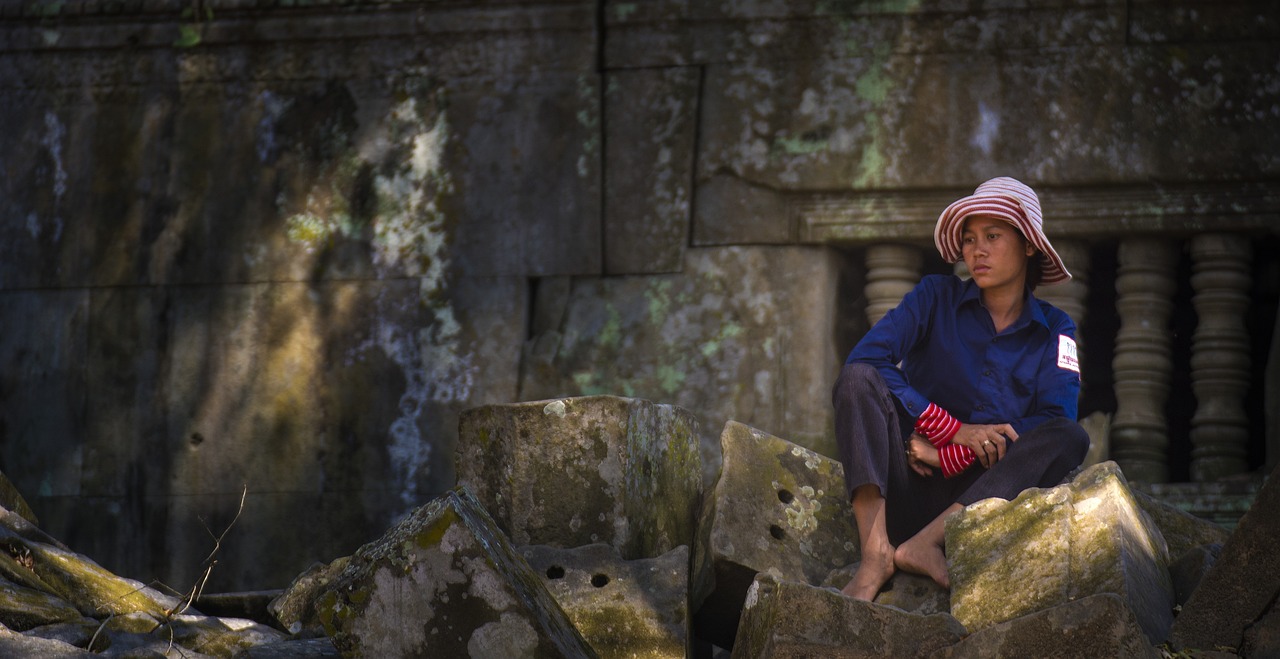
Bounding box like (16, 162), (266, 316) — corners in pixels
(0, 0), (594, 55)
(795, 180), (1280, 245)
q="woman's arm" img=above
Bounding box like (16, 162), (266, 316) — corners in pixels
(846, 277), (942, 417)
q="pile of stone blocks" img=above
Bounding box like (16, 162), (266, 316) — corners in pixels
(4, 394), (1275, 658)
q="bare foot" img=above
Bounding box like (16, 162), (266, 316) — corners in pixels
(894, 536), (950, 589)
(840, 542), (896, 600)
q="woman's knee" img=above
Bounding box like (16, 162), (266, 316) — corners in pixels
(1036, 416), (1090, 463)
(832, 362), (881, 405)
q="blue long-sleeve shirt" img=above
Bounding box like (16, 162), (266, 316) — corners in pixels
(846, 275), (1080, 436)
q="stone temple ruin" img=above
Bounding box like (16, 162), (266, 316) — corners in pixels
(0, 394), (1275, 657)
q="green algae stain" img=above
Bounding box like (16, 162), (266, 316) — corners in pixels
(573, 371), (608, 396)
(846, 39), (896, 190)
(644, 280), (673, 324)
(598, 304), (622, 348)
(855, 68), (891, 105)
(28, 0), (64, 17)
(413, 515), (453, 550)
(614, 2), (638, 21)
(853, 115), (888, 189)
(174, 24), (201, 47)
(699, 321), (745, 357)
(315, 589), (346, 634)
(774, 134), (830, 156)
(656, 364), (686, 395)
(285, 212), (330, 246)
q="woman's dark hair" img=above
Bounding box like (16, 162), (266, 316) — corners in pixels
(1008, 224), (1044, 291)
(1027, 252), (1045, 291)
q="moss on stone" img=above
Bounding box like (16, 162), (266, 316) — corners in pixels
(27, 542), (169, 618)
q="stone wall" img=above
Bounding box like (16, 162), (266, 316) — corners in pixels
(0, 0), (1276, 591)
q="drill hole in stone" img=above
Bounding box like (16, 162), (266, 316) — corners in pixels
(777, 489), (794, 504)
(591, 574), (610, 588)
(546, 566), (565, 579)
(769, 524), (786, 540)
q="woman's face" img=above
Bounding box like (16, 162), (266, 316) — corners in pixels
(961, 218), (1035, 293)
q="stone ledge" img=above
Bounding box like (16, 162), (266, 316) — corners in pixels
(1134, 477), (1263, 530)
(796, 180), (1280, 246)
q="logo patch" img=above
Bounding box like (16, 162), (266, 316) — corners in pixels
(1057, 335), (1080, 373)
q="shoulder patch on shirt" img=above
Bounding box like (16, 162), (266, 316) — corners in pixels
(1057, 334), (1080, 373)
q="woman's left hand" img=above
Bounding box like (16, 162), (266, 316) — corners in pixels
(906, 434), (940, 477)
(952, 423), (1018, 468)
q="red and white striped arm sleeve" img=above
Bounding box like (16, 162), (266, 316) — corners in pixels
(938, 443), (976, 478)
(913, 402), (961, 448)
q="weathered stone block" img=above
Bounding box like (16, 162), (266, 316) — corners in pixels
(0, 474), (37, 527)
(0, 624), (92, 658)
(1171, 461), (1280, 653)
(316, 486), (595, 658)
(101, 611), (163, 635)
(69, 274), (524, 593)
(189, 590), (280, 626)
(691, 174), (791, 246)
(1242, 596), (1280, 659)
(517, 246), (851, 473)
(235, 637), (342, 658)
(731, 574), (965, 658)
(698, 421), (859, 648)
(0, 290), (88, 504)
(947, 461), (1173, 644)
(449, 72), (603, 278)
(1168, 543), (1221, 608)
(163, 614), (289, 657)
(269, 557), (351, 637)
(935, 593), (1160, 659)
(604, 67), (698, 275)
(521, 543), (688, 659)
(23, 618), (108, 653)
(9, 531), (181, 621)
(1131, 487), (1230, 561)
(0, 577), (86, 632)
(457, 395), (702, 564)
(821, 564), (949, 616)
(696, 39), (1280, 198)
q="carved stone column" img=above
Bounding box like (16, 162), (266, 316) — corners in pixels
(1035, 240), (1090, 342)
(865, 244), (923, 326)
(1111, 239), (1178, 483)
(1189, 234), (1253, 481)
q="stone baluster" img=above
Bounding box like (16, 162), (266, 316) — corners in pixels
(1035, 240), (1090, 344)
(864, 244), (923, 327)
(1111, 239), (1178, 484)
(1189, 234), (1253, 481)
(1037, 240), (1093, 412)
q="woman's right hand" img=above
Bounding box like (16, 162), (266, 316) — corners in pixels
(952, 423), (1018, 468)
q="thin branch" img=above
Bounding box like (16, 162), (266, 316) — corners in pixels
(166, 485), (248, 619)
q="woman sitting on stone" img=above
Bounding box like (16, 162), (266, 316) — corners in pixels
(833, 176), (1090, 600)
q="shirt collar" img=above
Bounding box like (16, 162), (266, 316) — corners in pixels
(957, 277), (1050, 333)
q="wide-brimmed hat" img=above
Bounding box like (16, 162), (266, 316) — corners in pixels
(934, 176), (1071, 285)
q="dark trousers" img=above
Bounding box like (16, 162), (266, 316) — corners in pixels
(832, 363), (1090, 545)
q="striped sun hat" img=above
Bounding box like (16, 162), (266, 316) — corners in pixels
(934, 176), (1071, 286)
